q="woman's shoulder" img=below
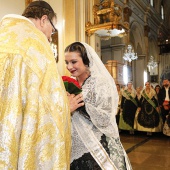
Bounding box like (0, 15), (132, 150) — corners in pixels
(90, 74), (108, 82)
(90, 75), (110, 86)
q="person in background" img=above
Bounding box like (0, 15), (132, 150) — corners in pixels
(154, 84), (162, 117)
(139, 85), (143, 92)
(121, 84), (126, 93)
(155, 84), (161, 95)
(65, 42), (132, 170)
(158, 79), (170, 124)
(0, 1), (82, 169)
(163, 112), (170, 136)
(119, 82), (139, 134)
(136, 86), (142, 101)
(134, 81), (162, 135)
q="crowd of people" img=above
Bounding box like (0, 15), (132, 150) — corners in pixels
(116, 79), (170, 136)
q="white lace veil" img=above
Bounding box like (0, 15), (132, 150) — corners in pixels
(69, 43), (131, 169)
(81, 42), (119, 120)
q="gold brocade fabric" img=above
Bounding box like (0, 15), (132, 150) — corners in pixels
(0, 15), (71, 170)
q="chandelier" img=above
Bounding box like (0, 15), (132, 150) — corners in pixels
(147, 56), (158, 69)
(123, 45), (138, 62)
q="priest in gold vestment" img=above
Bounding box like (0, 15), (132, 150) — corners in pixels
(0, 1), (71, 169)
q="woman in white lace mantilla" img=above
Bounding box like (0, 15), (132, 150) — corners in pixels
(64, 42), (132, 170)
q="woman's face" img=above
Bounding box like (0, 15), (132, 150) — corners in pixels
(155, 87), (160, 93)
(145, 82), (150, 88)
(127, 83), (132, 89)
(65, 52), (87, 78)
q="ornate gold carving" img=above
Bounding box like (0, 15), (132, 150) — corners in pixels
(85, 0), (131, 37)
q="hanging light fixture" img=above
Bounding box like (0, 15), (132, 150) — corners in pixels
(123, 45), (138, 62)
(147, 56), (158, 70)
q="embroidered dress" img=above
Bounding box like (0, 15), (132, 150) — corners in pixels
(71, 134), (110, 170)
(0, 15), (70, 169)
(163, 114), (170, 136)
(163, 121), (170, 136)
(134, 89), (163, 132)
(70, 43), (132, 170)
(119, 89), (138, 130)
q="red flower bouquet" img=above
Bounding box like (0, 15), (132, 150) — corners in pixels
(62, 76), (90, 120)
(62, 76), (82, 95)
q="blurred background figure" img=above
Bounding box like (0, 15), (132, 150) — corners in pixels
(134, 81), (162, 135)
(136, 86), (142, 101)
(139, 86), (143, 92)
(119, 82), (139, 134)
(163, 112), (170, 136)
(155, 84), (161, 95)
(158, 79), (170, 124)
(121, 84), (126, 93)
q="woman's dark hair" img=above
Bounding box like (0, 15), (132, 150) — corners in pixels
(155, 84), (161, 93)
(155, 84), (161, 89)
(65, 42), (90, 66)
(22, 0), (56, 21)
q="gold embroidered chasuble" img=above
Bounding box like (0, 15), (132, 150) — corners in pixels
(0, 15), (71, 169)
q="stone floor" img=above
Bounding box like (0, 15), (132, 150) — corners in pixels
(120, 131), (170, 170)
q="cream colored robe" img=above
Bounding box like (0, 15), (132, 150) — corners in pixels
(0, 15), (71, 170)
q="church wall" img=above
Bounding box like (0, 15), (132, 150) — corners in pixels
(0, 0), (25, 19)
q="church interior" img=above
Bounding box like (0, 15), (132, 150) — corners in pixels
(1, 0), (170, 169)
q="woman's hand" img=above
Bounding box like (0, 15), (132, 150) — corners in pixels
(67, 93), (84, 114)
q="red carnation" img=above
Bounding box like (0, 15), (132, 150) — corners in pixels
(62, 76), (82, 95)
